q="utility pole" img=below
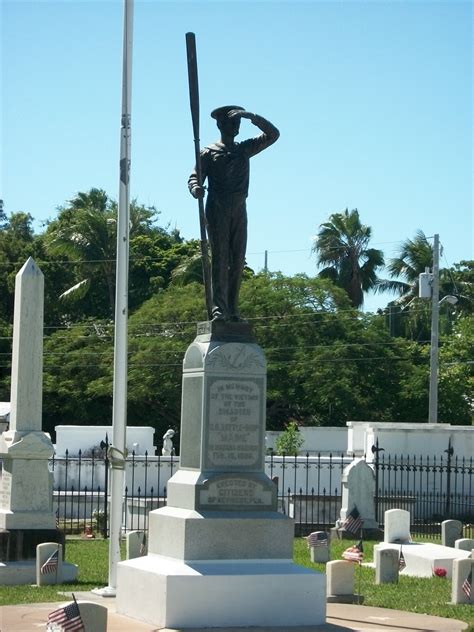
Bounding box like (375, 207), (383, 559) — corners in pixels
(428, 233), (440, 423)
(264, 250), (268, 273)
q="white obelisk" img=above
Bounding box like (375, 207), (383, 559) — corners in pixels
(0, 258), (55, 530)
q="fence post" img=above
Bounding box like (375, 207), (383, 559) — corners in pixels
(100, 434), (110, 539)
(445, 437), (454, 516)
(371, 440), (384, 524)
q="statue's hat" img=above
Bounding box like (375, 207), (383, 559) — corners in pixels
(211, 105), (244, 120)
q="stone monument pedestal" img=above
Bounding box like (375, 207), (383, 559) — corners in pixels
(117, 322), (326, 628)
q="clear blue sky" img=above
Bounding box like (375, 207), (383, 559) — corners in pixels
(2, 0), (473, 312)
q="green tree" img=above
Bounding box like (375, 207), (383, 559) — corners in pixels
(312, 208), (384, 308)
(44, 189), (118, 317)
(42, 320), (114, 437)
(0, 212), (38, 321)
(377, 233), (467, 339)
(44, 189), (193, 320)
(274, 420), (304, 455)
(376, 230), (433, 302)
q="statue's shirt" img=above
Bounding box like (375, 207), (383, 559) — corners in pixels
(188, 118), (279, 199)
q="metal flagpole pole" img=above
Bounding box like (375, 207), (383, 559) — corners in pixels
(94, 0), (133, 597)
(428, 233), (440, 423)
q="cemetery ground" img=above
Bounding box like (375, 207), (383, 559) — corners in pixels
(0, 537), (472, 629)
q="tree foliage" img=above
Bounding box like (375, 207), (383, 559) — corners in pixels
(312, 208), (384, 308)
(0, 192), (471, 443)
(274, 421), (304, 455)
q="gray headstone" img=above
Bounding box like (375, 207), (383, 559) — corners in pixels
(36, 542), (62, 585)
(384, 509), (411, 543)
(375, 546), (399, 584)
(337, 459), (377, 530)
(442, 520), (463, 548)
(451, 558), (473, 604)
(126, 530), (146, 559)
(77, 601), (108, 631)
(455, 538), (474, 552)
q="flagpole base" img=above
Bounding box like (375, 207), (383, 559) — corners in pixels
(91, 585), (117, 598)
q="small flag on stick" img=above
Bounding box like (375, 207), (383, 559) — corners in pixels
(306, 532), (328, 548)
(462, 569), (472, 599)
(341, 506), (363, 534)
(40, 548), (59, 575)
(399, 548), (406, 571)
(342, 540), (364, 563)
(47, 594), (84, 631)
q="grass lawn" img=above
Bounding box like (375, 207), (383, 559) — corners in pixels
(0, 537), (472, 629)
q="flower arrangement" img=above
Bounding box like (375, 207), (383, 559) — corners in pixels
(433, 567), (447, 577)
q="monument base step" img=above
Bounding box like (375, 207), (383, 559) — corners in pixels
(375, 542), (470, 578)
(117, 555), (326, 628)
(149, 505), (294, 560)
(0, 561), (77, 585)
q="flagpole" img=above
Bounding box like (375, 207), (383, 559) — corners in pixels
(358, 523), (363, 604)
(55, 545), (59, 585)
(94, 0), (133, 597)
(357, 560), (362, 604)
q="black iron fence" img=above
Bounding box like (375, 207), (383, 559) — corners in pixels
(373, 439), (474, 539)
(51, 442), (474, 540)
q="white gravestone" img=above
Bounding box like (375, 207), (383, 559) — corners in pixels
(326, 560), (358, 603)
(441, 519), (463, 548)
(375, 546), (399, 584)
(308, 531), (330, 563)
(36, 543), (62, 585)
(384, 509), (411, 543)
(455, 538), (474, 552)
(451, 558), (474, 604)
(336, 459), (378, 532)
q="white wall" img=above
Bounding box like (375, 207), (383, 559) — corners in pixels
(347, 422), (473, 461)
(55, 425), (156, 457)
(266, 427), (347, 454)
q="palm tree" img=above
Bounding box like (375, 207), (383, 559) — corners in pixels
(45, 189), (117, 315)
(312, 208), (384, 308)
(375, 230), (433, 304)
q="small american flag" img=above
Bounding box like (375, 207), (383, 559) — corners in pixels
(342, 540), (364, 564)
(307, 531), (328, 548)
(462, 569), (472, 599)
(41, 548), (59, 575)
(399, 549), (406, 571)
(341, 506), (363, 535)
(47, 598), (84, 631)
